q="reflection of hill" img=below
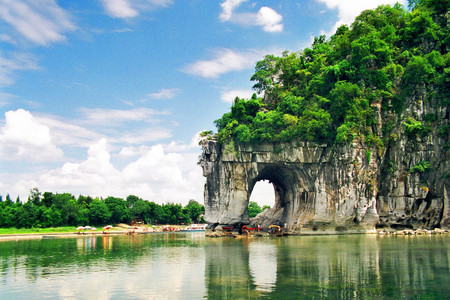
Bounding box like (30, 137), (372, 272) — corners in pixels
(272, 235), (449, 298)
(204, 238), (278, 298)
(0, 234), (448, 298)
(204, 238), (252, 298)
(249, 241), (277, 292)
(204, 235), (450, 298)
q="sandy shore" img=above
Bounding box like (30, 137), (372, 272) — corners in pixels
(0, 231), (130, 241)
(0, 225), (188, 241)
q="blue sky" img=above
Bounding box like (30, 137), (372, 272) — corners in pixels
(0, 0), (406, 205)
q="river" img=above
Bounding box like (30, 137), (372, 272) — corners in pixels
(0, 233), (448, 299)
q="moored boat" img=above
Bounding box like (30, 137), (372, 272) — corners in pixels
(183, 224), (207, 231)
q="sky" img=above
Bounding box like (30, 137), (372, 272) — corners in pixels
(0, 0), (406, 206)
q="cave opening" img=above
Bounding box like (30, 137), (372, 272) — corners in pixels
(248, 165), (294, 216)
(249, 180), (275, 216)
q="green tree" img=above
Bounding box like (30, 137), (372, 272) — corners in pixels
(129, 199), (150, 222)
(161, 203), (190, 225)
(248, 201), (263, 218)
(28, 187), (41, 207)
(77, 195), (93, 208)
(126, 195), (141, 208)
(0, 206), (16, 227)
(4, 194), (13, 207)
(16, 201), (38, 228)
(251, 54), (280, 94)
(88, 199), (111, 225)
(183, 200), (205, 223)
(148, 201), (164, 224)
(105, 196), (129, 223)
(42, 192), (55, 208)
(76, 208), (89, 226)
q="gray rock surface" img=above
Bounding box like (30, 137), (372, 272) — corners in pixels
(199, 98), (448, 232)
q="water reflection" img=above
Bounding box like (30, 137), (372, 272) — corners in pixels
(204, 235), (450, 299)
(76, 237), (98, 252)
(0, 233), (207, 299)
(0, 234), (448, 299)
(248, 240), (277, 292)
(102, 236), (113, 251)
(204, 238), (252, 298)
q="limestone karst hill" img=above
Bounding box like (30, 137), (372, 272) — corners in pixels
(199, 0), (449, 233)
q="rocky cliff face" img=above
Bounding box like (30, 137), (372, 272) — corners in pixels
(199, 98), (449, 232)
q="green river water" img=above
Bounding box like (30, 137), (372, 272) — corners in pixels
(0, 233), (448, 299)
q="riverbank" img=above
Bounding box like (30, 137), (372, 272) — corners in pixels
(0, 224), (206, 241)
(0, 231), (129, 241)
(205, 228), (450, 238)
(2, 227), (448, 241)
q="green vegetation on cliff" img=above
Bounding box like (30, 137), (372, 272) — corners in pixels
(214, 0), (449, 148)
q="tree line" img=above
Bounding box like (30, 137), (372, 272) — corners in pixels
(0, 188), (205, 228)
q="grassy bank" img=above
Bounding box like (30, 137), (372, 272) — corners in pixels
(0, 227), (78, 235)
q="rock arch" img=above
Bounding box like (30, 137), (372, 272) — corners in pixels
(200, 140), (377, 233)
(199, 137), (449, 233)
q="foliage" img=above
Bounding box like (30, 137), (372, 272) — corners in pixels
(404, 117), (431, 137)
(213, 0), (448, 149)
(183, 199), (205, 223)
(0, 190), (205, 228)
(409, 161), (431, 173)
(248, 201), (265, 218)
(199, 130), (213, 137)
(366, 150), (372, 164)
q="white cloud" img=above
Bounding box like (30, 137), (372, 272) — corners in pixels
(76, 108), (173, 143)
(0, 91), (15, 107)
(37, 115), (102, 147)
(147, 88), (179, 100)
(10, 138), (205, 204)
(183, 48), (264, 79)
(219, 1), (283, 33)
(0, 107), (203, 204)
(118, 132), (201, 158)
(0, 109), (64, 162)
(118, 145), (144, 157)
(99, 0), (173, 19)
(0, 33), (16, 45)
(219, 0), (248, 21)
(39, 138), (122, 195)
(0, 52), (40, 87)
(0, 109), (203, 204)
(221, 89), (255, 103)
(0, 0), (75, 45)
(256, 7), (283, 33)
(59, 109), (173, 145)
(0, 108), (175, 164)
(100, 0), (138, 18)
(112, 128), (172, 144)
(78, 107), (169, 126)
(315, 0), (407, 34)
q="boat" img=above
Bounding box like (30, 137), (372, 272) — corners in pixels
(268, 225), (284, 236)
(183, 224), (207, 232)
